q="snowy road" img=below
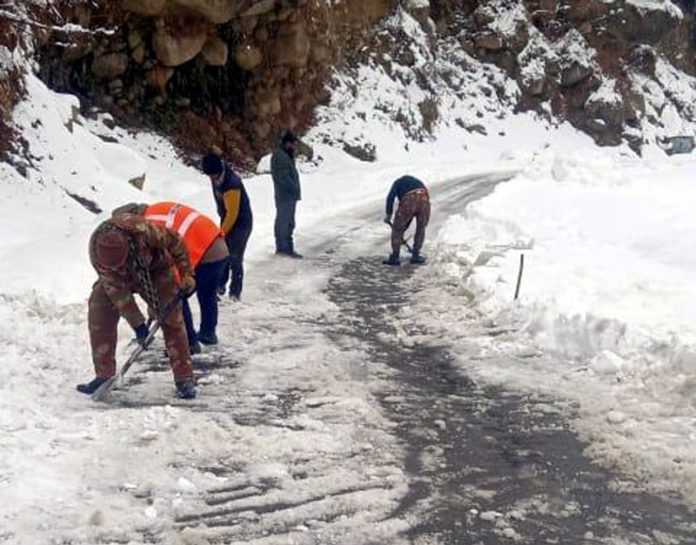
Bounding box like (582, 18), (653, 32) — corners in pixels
(40, 173), (696, 544)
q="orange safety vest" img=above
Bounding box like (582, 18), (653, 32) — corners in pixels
(144, 202), (222, 268)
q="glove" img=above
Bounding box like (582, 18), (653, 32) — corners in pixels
(384, 215), (392, 225)
(181, 275), (196, 295)
(134, 323), (149, 348)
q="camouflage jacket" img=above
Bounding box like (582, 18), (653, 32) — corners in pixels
(89, 215), (193, 329)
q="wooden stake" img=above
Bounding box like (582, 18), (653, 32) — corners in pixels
(514, 253), (525, 301)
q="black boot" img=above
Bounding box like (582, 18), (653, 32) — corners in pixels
(176, 380), (197, 399)
(288, 243), (303, 259)
(76, 376), (108, 395)
(410, 253), (426, 265)
(189, 341), (202, 355)
(383, 253), (401, 266)
(197, 331), (218, 345)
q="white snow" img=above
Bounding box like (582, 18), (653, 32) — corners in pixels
(621, 0), (683, 18)
(3, 5), (696, 540)
(414, 140), (696, 502)
(586, 77), (622, 107)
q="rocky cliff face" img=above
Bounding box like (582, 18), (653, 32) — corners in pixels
(440, 0), (696, 147)
(2, 0), (696, 161)
(30, 0), (397, 160)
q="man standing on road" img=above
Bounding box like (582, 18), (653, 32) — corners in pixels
(113, 202), (229, 352)
(383, 175), (431, 266)
(77, 214), (197, 399)
(271, 131), (303, 258)
(201, 153), (253, 300)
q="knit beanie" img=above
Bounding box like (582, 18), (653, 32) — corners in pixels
(95, 230), (128, 269)
(281, 131), (298, 145)
(201, 153), (224, 176)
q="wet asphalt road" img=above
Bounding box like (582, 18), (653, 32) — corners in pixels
(327, 257), (696, 544)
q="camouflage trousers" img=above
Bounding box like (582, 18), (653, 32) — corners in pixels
(392, 188), (431, 255)
(88, 275), (194, 382)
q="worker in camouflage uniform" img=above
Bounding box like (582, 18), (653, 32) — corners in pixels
(383, 175), (431, 266)
(76, 214), (197, 399)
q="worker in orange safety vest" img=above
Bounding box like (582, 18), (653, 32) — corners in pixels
(113, 202), (229, 353)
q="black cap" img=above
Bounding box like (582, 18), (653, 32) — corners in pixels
(201, 153), (224, 175)
(281, 131), (298, 145)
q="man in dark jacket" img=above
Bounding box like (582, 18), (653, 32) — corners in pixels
(201, 153), (253, 300)
(271, 131), (302, 258)
(383, 175), (431, 266)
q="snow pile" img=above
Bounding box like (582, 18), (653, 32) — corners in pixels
(433, 147), (696, 364)
(420, 139), (696, 500)
(623, 0), (683, 18)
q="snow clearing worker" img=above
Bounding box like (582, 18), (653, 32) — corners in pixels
(112, 202), (229, 351)
(201, 153), (253, 300)
(383, 175), (431, 266)
(77, 214), (197, 399)
(271, 131), (303, 258)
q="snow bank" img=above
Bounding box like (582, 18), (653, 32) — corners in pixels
(421, 139), (696, 501)
(432, 147), (696, 363)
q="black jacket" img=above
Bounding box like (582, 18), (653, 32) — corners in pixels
(386, 175), (426, 216)
(212, 165), (253, 234)
(271, 148), (301, 203)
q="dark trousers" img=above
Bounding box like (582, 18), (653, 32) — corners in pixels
(183, 258), (227, 344)
(274, 199), (297, 253)
(219, 225), (252, 298)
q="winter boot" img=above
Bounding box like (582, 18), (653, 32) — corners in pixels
(383, 253), (401, 266)
(175, 380), (196, 399)
(197, 331), (218, 346)
(76, 376), (108, 395)
(288, 243), (303, 259)
(189, 341), (202, 355)
(410, 253), (426, 265)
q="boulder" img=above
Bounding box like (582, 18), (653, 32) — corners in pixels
(127, 30), (143, 50)
(91, 53), (129, 80)
(121, 0), (168, 16)
(473, 7), (495, 27)
(403, 0), (431, 26)
(242, 0), (276, 17)
(132, 42), (146, 64)
(128, 174), (146, 190)
(475, 31), (503, 51)
(170, 0), (248, 24)
(255, 88), (282, 117)
(520, 76), (546, 96)
(235, 44), (264, 70)
(62, 40), (93, 63)
(201, 35), (229, 65)
(269, 23), (310, 67)
(609, 1), (680, 44)
(146, 65), (175, 94)
(310, 43), (331, 64)
(556, 29), (595, 87)
(153, 26), (208, 66)
(560, 62), (593, 87)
